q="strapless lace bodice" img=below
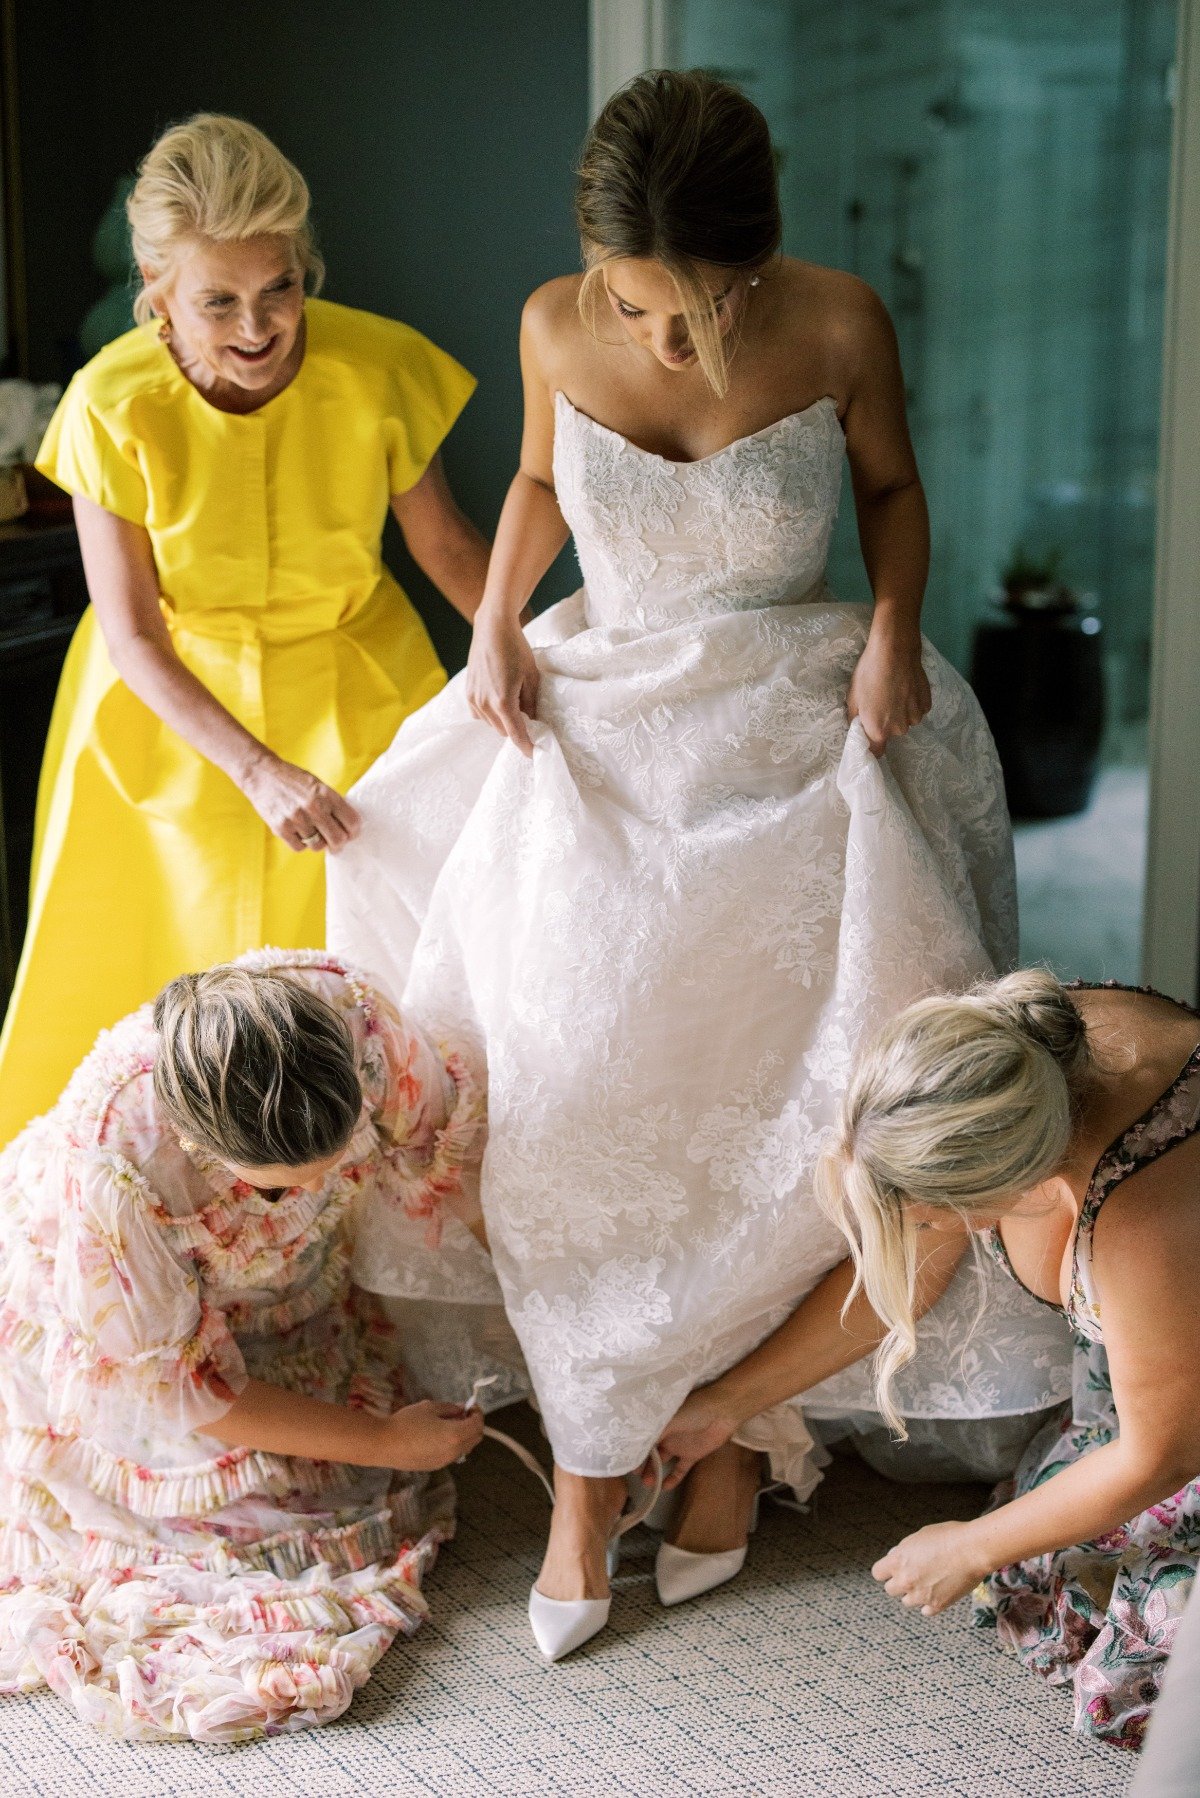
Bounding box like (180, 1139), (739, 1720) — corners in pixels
(552, 392), (844, 629)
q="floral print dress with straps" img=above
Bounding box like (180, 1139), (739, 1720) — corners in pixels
(976, 982), (1200, 1751)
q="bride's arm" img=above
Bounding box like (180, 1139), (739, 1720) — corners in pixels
(838, 280), (933, 756)
(466, 289), (571, 755)
(654, 1227), (968, 1487)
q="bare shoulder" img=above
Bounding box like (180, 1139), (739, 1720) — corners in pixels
(771, 257), (886, 328)
(1092, 1130), (1200, 1283)
(521, 276), (586, 363)
(763, 260), (896, 405)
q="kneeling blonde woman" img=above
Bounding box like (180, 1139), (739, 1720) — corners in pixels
(659, 970), (1200, 1752)
(0, 951), (493, 1741)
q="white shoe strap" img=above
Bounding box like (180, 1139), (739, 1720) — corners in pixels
(464, 1376), (664, 1527)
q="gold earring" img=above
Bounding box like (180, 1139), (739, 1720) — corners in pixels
(157, 314), (172, 343)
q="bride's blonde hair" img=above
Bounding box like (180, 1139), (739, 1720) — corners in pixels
(128, 114), (324, 325)
(814, 970), (1091, 1435)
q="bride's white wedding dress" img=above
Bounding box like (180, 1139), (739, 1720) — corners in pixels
(329, 391), (1071, 1481)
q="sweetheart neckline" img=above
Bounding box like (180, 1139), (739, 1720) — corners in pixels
(553, 390), (842, 469)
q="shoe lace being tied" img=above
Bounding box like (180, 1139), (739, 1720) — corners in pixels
(464, 1376), (663, 1530)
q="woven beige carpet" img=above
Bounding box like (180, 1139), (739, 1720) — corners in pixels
(0, 1406), (1130, 1797)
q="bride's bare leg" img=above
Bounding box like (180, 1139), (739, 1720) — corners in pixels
(666, 1442), (765, 1553)
(536, 1468), (627, 1601)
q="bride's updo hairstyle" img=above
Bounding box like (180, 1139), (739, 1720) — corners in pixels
(576, 69), (782, 395)
(814, 969), (1091, 1435)
(128, 113), (324, 326)
(153, 964), (361, 1170)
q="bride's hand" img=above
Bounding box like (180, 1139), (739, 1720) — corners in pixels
(847, 620), (931, 757)
(651, 1385), (739, 1490)
(466, 604), (540, 756)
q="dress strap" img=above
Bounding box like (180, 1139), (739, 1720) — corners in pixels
(463, 1376), (664, 1528)
(1069, 1041), (1200, 1336)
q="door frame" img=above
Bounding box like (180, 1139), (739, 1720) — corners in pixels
(589, 0), (667, 120)
(591, 0), (1200, 1000)
(1145, 0), (1200, 1000)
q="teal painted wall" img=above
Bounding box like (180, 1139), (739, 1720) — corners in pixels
(15, 0), (591, 669)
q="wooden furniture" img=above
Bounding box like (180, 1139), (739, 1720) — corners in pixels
(0, 513), (87, 1006)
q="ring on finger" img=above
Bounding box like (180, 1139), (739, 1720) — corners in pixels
(299, 830), (322, 848)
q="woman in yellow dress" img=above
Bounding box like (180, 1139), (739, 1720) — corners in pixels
(0, 115), (488, 1142)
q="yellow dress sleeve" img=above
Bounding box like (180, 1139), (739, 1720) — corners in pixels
(34, 370), (149, 526)
(382, 324), (477, 496)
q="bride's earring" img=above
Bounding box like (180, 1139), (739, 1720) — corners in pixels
(157, 313), (172, 343)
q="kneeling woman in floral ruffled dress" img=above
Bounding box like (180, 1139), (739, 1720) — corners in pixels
(0, 950), (489, 1741)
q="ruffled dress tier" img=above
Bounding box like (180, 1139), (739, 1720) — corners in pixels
(0, 951), (492, 1742)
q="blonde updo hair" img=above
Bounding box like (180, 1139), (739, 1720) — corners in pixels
(814, 970), (1091, 1436)
(128, 113), (324, 326)
(153, 965), (361, 1170)
(576, 70), (782, 396)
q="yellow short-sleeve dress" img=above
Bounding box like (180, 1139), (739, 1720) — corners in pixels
(0, 298), (475, 1142)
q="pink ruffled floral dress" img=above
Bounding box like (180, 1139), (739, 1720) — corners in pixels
(977, 983), (1200, 1751)
(0, 950), (483, 1742)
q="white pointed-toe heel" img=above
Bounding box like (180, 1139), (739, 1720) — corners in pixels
(528, 1583), (611, 1663)
(458, 1380), (664, 1662)
(654, 1538), (749, 1606)
(655, 1481), (778, 1607)
(527, 1453), (663, 1663)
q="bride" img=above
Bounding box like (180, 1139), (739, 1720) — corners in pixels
(328, 69), (1071, 1658)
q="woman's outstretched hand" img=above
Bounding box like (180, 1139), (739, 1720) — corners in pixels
(847, 621), (932, 757)
(872, 1519), (987, 1616)
(649, 1386), (739, 1491)
(240, 751), (362, 853)
(379, 1399), (485, 1471)
(466, 606), (541, 756)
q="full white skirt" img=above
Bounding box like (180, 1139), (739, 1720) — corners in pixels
(329, 594), (1073, 1477)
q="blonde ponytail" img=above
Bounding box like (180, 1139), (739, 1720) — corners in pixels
(816, 970), (1090, 1435)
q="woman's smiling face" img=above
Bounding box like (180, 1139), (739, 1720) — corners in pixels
(151, 234), (306, 396)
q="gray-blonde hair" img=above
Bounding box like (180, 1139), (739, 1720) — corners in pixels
(814, 969), (1091, 1435)
(128, 113), (324, 325)
(153, 964), (361, 1169)
(575, 70), (781, 396)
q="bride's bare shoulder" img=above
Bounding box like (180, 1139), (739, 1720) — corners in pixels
(771, 258), (895, 354)
(522, 276), (588, 360)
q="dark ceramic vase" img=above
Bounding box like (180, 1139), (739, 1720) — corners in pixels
(969, 607), (1105, 820)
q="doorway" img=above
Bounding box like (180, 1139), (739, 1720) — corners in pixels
(594, 0), (1181, 984)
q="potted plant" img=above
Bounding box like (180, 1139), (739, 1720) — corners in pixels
(1000, 543), (1077, 614)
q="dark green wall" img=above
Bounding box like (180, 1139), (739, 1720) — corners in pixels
(15, 0), (590, 668)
